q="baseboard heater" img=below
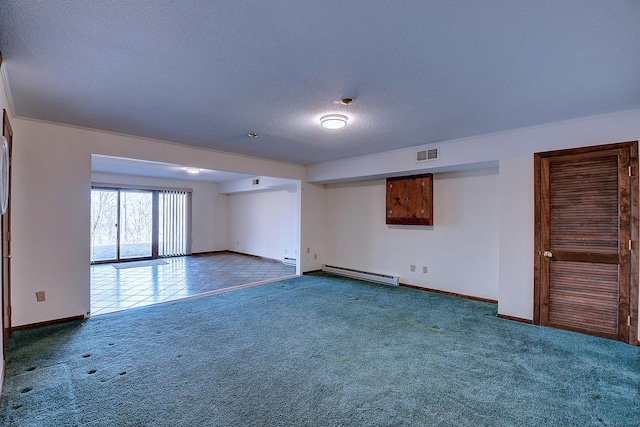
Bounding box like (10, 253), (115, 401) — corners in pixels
(322, 264), (399, 287)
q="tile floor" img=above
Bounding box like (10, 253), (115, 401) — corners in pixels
(90, 252), (297, 316)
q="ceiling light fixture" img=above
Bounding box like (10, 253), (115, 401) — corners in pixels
(185, 167), (201, 174)
(248, 133), (259, 138)
(320, 114), (348, 130)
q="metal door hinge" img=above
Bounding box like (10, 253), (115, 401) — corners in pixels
(629, 166), (632, 177)
(629, 316), (632, 327)
(629, 240), (633, 251)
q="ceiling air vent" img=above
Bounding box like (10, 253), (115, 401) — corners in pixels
(416, 147), (439, 163)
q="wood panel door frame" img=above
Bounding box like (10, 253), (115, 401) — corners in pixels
(534, 141), (639, 345)
(2, 109), (13, 358)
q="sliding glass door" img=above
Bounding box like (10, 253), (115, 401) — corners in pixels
(91, 186), (190, 263)
(119, 190), (153, 259)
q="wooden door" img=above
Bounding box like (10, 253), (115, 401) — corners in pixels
(534, 141), (638, 344)
(2, 109), (12, 357)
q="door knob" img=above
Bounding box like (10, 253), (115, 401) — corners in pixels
(543, 251), (553, 258)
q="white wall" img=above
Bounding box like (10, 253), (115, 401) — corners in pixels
(498, 157), (534, 319)
(10, 118), (308, 327)
(228, 187), (299, 261)
(218, 176), (297, 194)
(12, 120), (93, 326)
(300, 182), (326, 272)
(325, 169), (500, 300)
(312, 109), (640, 332)
(91, 173), (229, 254)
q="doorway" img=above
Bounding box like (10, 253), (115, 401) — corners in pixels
(534, 141), (639, 344)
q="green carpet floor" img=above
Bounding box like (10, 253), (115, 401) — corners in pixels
(1, 274), (639, 426)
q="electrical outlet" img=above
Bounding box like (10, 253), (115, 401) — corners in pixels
(314, 254), (317, 260)
(423, 266), (428, 274)
(307, 248), (310, 254)
(410, 265), (416, 272)
(35, 291), (46, 302)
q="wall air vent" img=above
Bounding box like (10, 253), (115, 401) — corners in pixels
(252, 179), (260, 185)
(416, 147), (439, 163)
(283, 257), (297, 267)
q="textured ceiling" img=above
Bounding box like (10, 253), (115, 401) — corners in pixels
(1, 1), (639, 165)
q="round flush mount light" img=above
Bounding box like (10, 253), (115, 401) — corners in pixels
(320, 114), (348, 130)
(185, 167), (201, 174)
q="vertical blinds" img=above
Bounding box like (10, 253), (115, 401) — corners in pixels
(159, 190), (190, 257)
